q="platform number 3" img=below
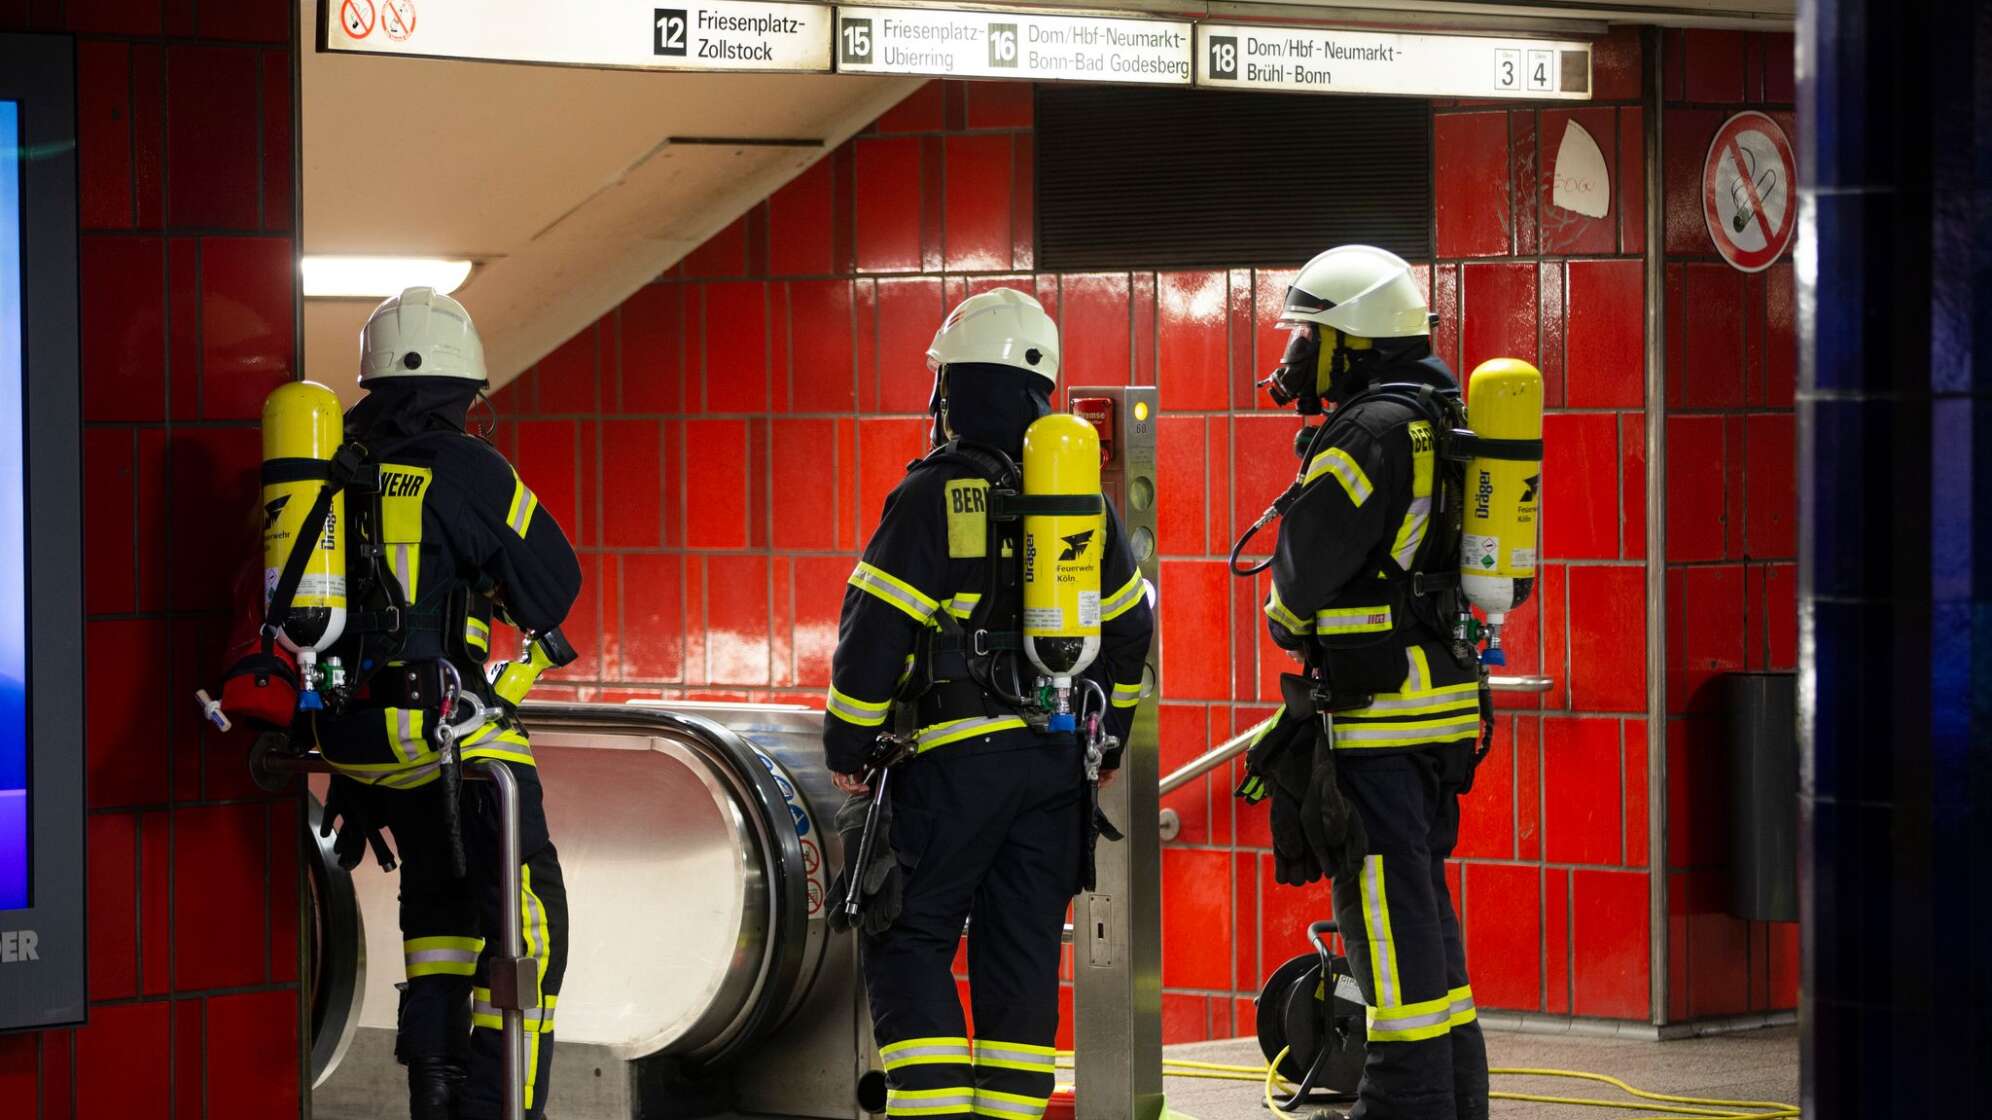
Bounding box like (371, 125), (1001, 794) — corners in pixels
(654, 8), (687, 56)
(1494, 48), (1520, 90)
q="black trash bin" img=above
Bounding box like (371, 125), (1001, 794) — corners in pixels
(1725, 671), (1798, 922)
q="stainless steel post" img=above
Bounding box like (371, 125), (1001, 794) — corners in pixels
(473, 758), (528, 1120)
(252, 745), (529, 1120)
(1070, 386), (1163, 1120)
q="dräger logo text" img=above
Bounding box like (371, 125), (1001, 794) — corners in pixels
(1, 929), (41, 962)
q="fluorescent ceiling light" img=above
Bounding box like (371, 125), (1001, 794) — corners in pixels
(301, 256), (474, 298)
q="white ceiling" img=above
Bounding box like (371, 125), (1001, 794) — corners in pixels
(300, 0), (1790, 401)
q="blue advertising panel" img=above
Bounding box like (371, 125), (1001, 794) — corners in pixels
(0, 33), (84, 1032)
(0, 99), (28, 913)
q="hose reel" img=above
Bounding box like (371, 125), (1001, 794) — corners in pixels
(1256, 920), (1368, 1110)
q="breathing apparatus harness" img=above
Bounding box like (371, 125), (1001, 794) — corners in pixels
(1231, 379), (1502, 778)
(256, 426), (575, 875)
(904, 440), (1116, 755)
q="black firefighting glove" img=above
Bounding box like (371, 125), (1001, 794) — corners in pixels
(321, 773), (396, 872)
(1237, 707), (1323, 887)
(826, 786), (902, 936)
(1299, 722), (1369, 884)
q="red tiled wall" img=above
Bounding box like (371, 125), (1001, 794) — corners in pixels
(497, 30), (1790, 1038)
(1659, 29), (1801, 1020)
(0, 3), (303, 1116)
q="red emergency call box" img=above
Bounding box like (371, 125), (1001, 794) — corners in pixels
(1070, 396), (1115, 467)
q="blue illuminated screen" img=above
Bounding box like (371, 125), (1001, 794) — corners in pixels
(0, 100), (26, 910)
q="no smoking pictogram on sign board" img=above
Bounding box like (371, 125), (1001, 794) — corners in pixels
(1702, 110), (1796, 273)
(340, 0), (374, 38)
(380, 0), (417, 42)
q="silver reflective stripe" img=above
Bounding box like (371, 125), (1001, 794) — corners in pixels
(1334, 717), (1482, 743)
(1100, 574), (1144, 620)
(971, 1044), (1056, 1070)
(378, 759), (443, 789)
(1369, 1003), (1454, 1032)
(850, 564), (938, 621)
(389, 544), (415, 600)
(887, 1091), (975, 1115)
(1404, 649), (1427, 692)
(1352, 689), (1480, 714)
(973, 1095), (1049, 1120)
(472, 997), (553, 1028)
(405, 949), (479, 967)
(916, 716), (1023, 750)
(1362, 857), (1397, 1006)
(1392, 496), (1432, 569)
(1450, 992), (1476, 1018)
(394, 709), (422, 763)
(882, 1042), (972, 1067)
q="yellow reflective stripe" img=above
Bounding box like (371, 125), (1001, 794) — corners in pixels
(1313, 605), (1392, 634)
(1447, 984), (1477, 1028)
(850, 561), (941, 624)
(1331, 718), (1482, 749)
(945, 593), (982, 619)
(1344, 687), (1481, 716)
(461, 725), (537, 768)
(827, 685), (893, 728)
(1391, 423), (1435, 570)
(971, 1039), (1057, 1073)
(915, 716), (1028, 753)
(465, 615), (491, 652)
(404, 935), (484, 978)
(470, 989), (557, 1033)
(888, 1088), (975, 1116)
(1358, 855), (1401, 1009)
(1099, 570), (1144, 622)
(1366, 991), (1456, 1042)
(505, 472), (539, 538)
(973, 1089), (1050, 1120)
(1303, 446), (1373, 507)
(1111, 681), (1144, 710)
(880, 1036), (972, 1070)
(1265, 584), (1310, 634)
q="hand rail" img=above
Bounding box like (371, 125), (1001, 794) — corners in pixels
(1155, 674), (1554, 797)
(255, 748), (530, 1120)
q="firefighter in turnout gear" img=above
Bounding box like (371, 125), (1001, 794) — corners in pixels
(825, 288), (1155, 1120)
(300, 288), (582, 1120)
(1237, 246), (1493, 1120)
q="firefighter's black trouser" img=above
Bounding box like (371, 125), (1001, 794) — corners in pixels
(376, 759), (569, 1120)
(861, 732), (1085, 1120)
(1329, 742), (1488, 1120)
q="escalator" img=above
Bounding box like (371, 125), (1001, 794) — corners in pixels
(307, 701), (874, 1120)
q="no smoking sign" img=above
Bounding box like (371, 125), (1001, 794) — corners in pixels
(1702, 111), (1796, 273)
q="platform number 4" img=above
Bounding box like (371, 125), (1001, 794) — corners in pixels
(1526, 49), (1554, 91)
(654, 8), (687, 56)
(1209, 35), (1239, 80)
(989, 23), (1019, 68)
(841, 17), (873, 64)
(1493, 48), (1521, 91)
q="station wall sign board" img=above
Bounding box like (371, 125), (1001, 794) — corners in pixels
(1195, 23), (1592, 100)
(833, 6), (1193, 84)
(321, 0), (834, 73)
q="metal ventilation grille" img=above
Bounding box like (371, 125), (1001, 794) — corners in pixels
(1035, 85), (1432, 271)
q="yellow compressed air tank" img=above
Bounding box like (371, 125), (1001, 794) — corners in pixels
(1459, 359), (1543, 665)
(1020, 413), (1104, 688)
(260, 381), (347, 678)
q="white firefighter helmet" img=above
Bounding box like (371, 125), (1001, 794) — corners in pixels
(1279, 245), (1432, 340)
(925, 287), (1059, 387)
(359, 286), (488, 384)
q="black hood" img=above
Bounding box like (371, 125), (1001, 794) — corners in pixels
(1328, 336), (1448, 407)
(345, 377), (483, 443)
(928, 362), (1053, 459)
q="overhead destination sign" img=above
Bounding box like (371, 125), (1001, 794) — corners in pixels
(1196, 24), (1592, 100)
(321, 0), (832, 73)
(835, 6), (1192, 84)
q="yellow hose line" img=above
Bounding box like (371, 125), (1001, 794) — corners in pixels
(1490, 1068), (1799, 1115)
